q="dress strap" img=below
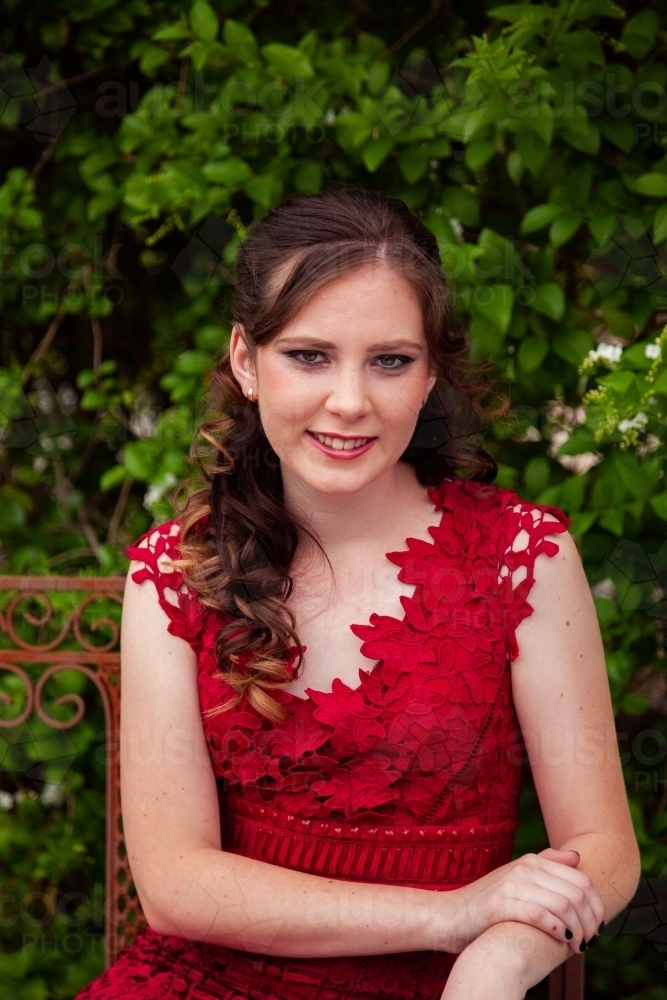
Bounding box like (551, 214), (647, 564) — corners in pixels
(497, 497), (571, 660)
(126, 519), (204, 646)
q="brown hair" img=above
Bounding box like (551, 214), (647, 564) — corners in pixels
(175, 185), (505, 722)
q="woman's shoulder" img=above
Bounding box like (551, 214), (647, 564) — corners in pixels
(125, 516), (211, 645)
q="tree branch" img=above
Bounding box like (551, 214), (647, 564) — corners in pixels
(107, 475), (133, 546)
(21, 307), (67, 385)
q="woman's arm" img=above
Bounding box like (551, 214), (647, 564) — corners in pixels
(121, 552), (605, 960)
(442, 525), (641, 998)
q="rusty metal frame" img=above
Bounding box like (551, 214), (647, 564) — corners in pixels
(0, 574), (146, 967)
(0, 574), (584, 994)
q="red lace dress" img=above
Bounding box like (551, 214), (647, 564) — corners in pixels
(75, 478), (569, 1000)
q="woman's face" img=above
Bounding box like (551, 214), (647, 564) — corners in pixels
(229, 264), (437, 498)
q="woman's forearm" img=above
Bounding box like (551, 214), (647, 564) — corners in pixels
(144, 843), (465, 957)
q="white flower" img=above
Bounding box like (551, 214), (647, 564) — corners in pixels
(587, 344), (623, 364)
(590, 577), (616, 601)
(143, 473), (177, 510)
(558, 452), (603, 475)
(0, 791), (14, 811)
(449, 217), (464, 240)
(130, 408), (159, 439)
(645, 342), (661, 360)
(618, 412), (648, 433)
(41, 781), (65, 807)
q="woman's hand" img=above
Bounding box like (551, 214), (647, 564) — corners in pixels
(443, 847), (604, 955)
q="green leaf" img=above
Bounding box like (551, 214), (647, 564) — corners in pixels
(599, 509), (625, 536)
(488, 4), (551, 23)
(599, 118), (634, 154)
(465, 141), (496, 172)
(630, 173), (667, 197)
(189, 0), (218, 42)
(245, 173), (282, 209)
(175, 350), (213, 375)
(524, 456), (550, 495)
(621, 692), (649, 716)
(621, 8), (659, 61)
(367, 61), (390, 96)
(473, 284), (514, 334)
(398, 145), (430, 183)
(294, 160), (324, 193)
(506, 150), (524, 185)
(515, 130), (547, 176)
(517, 336), (548, 373)
(569, 512), (597, 539)
(549, 211), (583, 248)
(260, 42), (314, 82)
(520, 203), (563, 235)
(441, 187), (479, 227)
(553, 329), (594, 367)
(650, 492), (667, 520)
(654, 204), (667, 245)
(597, 369), (635, 394)
(335, 112), (373, 151)
(152, 21), (190, 41)
(202, 157), (253, 186)
(532, 282), (565, 321)
(361, 137), (394, 173)
(80, 389), (107, 410)
(123, 441), (158, 481)
(223, 19), (258, 61)
(470, 314), (505, 356)
(560, 122), (600, 156)
(100, 466), (128, 492)
(136, 44), (170, 75)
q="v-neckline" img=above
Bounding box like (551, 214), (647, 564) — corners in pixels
(278, 482), (448, 706)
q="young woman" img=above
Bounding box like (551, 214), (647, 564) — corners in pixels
(76, 187), (640, 1000)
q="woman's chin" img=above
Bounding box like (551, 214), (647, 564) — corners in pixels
(284, 457), (388, 497)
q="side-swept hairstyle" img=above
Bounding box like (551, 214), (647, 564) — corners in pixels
(175, 185), (504, 722)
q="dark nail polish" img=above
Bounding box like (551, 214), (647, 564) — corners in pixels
(586, 937), (596, 948)
(565, 929), (573, 940)
(579, 939), (587, 952)
(598, 921), (605, 934)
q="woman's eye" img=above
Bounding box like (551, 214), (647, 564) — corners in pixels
(376, 355), (413, 369)
(288, 351), (325, 364)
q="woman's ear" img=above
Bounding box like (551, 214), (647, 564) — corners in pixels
(229, 324), (256, 390)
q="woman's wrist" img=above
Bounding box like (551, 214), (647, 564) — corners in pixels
(440, 938), (527, 1000)
(409, 885), (471, 955)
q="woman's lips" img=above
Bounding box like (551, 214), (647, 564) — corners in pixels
(305, 430), (377, 460)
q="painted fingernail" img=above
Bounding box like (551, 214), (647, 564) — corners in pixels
(586, 937), (596, 948)
(598, 921), (605, 934)
(579, 939), (587, 951)
(565, 929), (573, 939)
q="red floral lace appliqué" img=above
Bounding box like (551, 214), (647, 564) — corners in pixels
(75, 479), (569, 1000)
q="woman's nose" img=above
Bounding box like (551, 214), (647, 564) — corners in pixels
(323, 368), (371, 421)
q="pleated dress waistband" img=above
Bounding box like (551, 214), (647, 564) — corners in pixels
(222, 795), (518, 888)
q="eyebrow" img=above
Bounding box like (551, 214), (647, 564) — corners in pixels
(275, 336), (424, 352)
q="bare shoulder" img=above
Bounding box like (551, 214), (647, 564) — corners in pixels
(526, 516), (594, 619)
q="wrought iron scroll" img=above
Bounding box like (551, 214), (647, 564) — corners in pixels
(0, 575), (145, 968)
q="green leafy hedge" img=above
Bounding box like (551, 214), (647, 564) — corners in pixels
(1, 0), (667, 996)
